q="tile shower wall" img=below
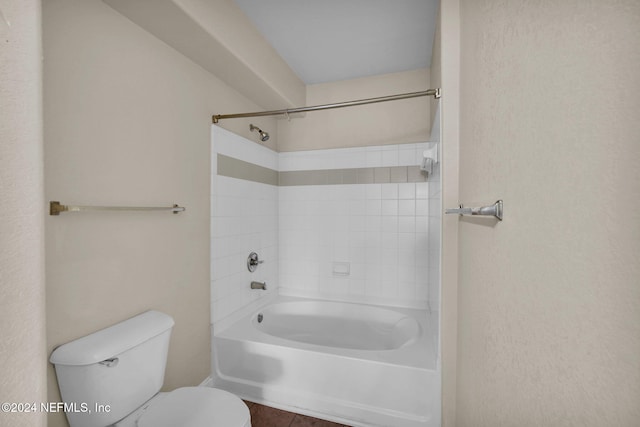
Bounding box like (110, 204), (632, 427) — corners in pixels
(212, 126), (441, 322)
(428, 102), (441, 312)
(211, 127), (278, 326)
(279, 144), (437, 309)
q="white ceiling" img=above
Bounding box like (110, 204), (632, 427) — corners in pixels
(233, 0), (440, 85)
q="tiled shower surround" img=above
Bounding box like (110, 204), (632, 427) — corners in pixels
(211, 127), (279, 325)
(211, 126), (440, 326)
(279, 150), (437, 309)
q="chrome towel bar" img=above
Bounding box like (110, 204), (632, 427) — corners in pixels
(49, 201), (185, 216)
(445, 200), (503, 221)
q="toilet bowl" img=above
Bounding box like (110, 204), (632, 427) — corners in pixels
(50, 311), (250, 427)
(115, 387), (250, 427)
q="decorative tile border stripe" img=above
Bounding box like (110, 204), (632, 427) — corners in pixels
(279, 166), (426, 186)
(217, 154), (426, 186)
(217, 154), (279, 186)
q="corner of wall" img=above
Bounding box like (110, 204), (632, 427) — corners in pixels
(0, 0), (47, 426)
(438, 0), (460, 426)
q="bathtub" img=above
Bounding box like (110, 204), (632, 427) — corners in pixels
(212, 296), (440, 427)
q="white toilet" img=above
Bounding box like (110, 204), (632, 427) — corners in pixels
(50, 311), (251, 427)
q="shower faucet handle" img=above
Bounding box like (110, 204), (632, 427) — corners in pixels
(247, 252), (264, 272)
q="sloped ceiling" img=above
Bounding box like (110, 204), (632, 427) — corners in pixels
(233, 0), (439, 84)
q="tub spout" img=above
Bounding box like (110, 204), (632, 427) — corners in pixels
(251, 281), (267, 290)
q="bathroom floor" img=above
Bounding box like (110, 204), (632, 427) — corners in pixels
(245, 401), (351, 427)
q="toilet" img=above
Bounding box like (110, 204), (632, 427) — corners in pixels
(50, 311), (251, 427)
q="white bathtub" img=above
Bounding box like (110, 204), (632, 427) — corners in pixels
(212, 297), (440, 427)
(254, 300), (421, 350)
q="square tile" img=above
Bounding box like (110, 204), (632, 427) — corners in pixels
(398, 183), (416, 199)
(398, 147), (417, 165)
(381, 149), (399, 167)
(374, 167), (391, 183)
(365, 184), (381, 200)
(356, 167), (375, 184)
(416, 182), (429, 199)
(380, 183), (398, 199)
(390, 166), (408, 183)
(381, 199), (398, 216)
(398, 199), (416, 216)
(342, 169), (358, 184)
(407, 166), (427, 182)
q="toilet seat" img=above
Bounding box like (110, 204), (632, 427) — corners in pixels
(137, 387), (251, 427)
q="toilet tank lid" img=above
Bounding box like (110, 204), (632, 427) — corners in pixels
(50, 311), (175, 366)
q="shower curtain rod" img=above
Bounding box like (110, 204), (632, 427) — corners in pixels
(212, 88), (440, 123)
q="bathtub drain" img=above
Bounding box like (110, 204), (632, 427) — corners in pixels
(257, 313), (263, 323)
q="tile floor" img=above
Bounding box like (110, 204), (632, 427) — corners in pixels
(244, 401), (352, 427)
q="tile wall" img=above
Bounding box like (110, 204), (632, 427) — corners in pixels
(211, 127), (279, 327)
(212, 126), (441, 326)
(428, 102), (441, 312)
(427, 163), (441, 311)
(279, 144), (438, 309)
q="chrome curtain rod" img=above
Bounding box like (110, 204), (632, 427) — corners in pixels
(49, 201), (185, 216)
(212, 88), (440, 123)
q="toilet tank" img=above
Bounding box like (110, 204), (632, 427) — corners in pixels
(50, 311), (175, 427)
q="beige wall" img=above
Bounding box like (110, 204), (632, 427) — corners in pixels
(43, 1), (278, 426)
(438, 1), (460, 426)
(0, 1), (47, 426)
(103, 0), (306, 111)
(454, 1), (640, 426)
(277, 69), (431, 152)
(177, 0), (306, 109)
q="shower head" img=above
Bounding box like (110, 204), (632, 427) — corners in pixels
(249, 124), (270, 142)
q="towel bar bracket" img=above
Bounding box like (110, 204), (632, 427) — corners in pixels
(445, 200), (503, 221)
